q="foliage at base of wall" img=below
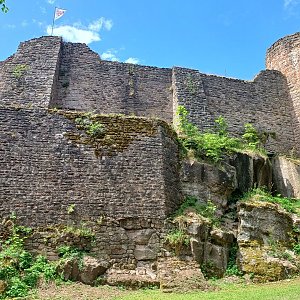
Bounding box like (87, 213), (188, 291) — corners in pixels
(176, 105), (271, 163)
(0, 218), (93, 299)
(0, 221), (57, 299)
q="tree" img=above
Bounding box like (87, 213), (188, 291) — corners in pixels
(1, 0), (8, 13)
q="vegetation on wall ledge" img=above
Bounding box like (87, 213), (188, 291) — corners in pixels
(174, 195), (219, 225)
(176, 105), (273, 163)
(240, 188), (300, 216)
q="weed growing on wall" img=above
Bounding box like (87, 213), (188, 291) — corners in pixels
(176, 105), (269, 163)
(12, 64), (28, 79)
(75, 115), (105, 138)
(176, 105), (240, 163)
(67, 204), (76, 215)
(165, 230), (190, 255)
(293, 243), (300, 255)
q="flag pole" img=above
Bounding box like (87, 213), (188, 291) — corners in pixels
(51, 7), (56, 36)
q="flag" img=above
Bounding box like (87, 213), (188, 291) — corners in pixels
(54, 8), (66, 21)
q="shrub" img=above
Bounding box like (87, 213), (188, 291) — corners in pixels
(176, 106), (240, 163)
(175, 196), (219, 225)
(165, 230), (190, 247)
(0, 221), (57, 299)
(176, 105), (269, 163)
(242, 123), (260, 150)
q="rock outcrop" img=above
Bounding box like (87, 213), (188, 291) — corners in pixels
(58, 256), (109, 285)
(272, 156), (300, 198)
(237, 199), (299, 282)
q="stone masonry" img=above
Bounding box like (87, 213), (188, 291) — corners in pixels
(0, 35), (300, 153)
(1, 33), (300, 270)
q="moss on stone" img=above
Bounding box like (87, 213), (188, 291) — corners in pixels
(239, 245), (298, 282)
(49, 110), (178, 157)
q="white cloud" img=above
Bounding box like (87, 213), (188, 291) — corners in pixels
(88, 18), (113, 31)
(125, 57), (140, 64)
(284, 0), (299, 8)
(46, 25), (101, 44)
(47, 0), (56, 4)
(101, 49), (140, 64)
(45, 17), (113, 44)
(101, 50), (119, 61)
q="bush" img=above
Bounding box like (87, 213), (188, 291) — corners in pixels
(175, 196), (219, 225)
(0, 222), (58, 299)
(165, 230), (190, 248)
(242, 123), (260, 150)
(176, 105), (269, 163)
(293, 243), (300, 255)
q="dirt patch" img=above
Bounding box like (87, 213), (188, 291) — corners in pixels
(29, 282), (128, 300)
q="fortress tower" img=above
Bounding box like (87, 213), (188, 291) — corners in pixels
(266, 32), (300, 146)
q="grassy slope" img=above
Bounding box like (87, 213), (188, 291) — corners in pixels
(29, 277), (300, 300)
(113, 279), (300, 300)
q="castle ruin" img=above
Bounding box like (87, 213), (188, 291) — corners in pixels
(1, 32), (300, 283)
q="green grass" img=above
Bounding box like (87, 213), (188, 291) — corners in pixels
(112, 278), (300, 300)
(241, 188), (300, 216)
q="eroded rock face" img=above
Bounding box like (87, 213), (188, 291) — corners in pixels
(166, 213), (235, 278)
(79, 256), (109, 285)
(238, 201), (294, 246)
(237, 244), (299, 282)
(126, 228), (160, 261)
(229, 153), (272, 194)
(237, 200), (299, 282)
(180, 153), (272, 215)
(272, 156), (300, 198)
(158, 257), (211, 292)
(58, 256), (109, 285)
(181, 160), (237, 212)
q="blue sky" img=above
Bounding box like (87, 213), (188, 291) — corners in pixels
(1, 0), (300, 80)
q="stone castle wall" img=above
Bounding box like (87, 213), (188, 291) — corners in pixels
(1, 35), (298, 153)
(54, 42), (173, 122)
(1, 33), (300, 271)
(0, 108), (180, 227)
(266, 32), (300, 148)
(173, 67), (296, 153)
(0, 37), (62, 108)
